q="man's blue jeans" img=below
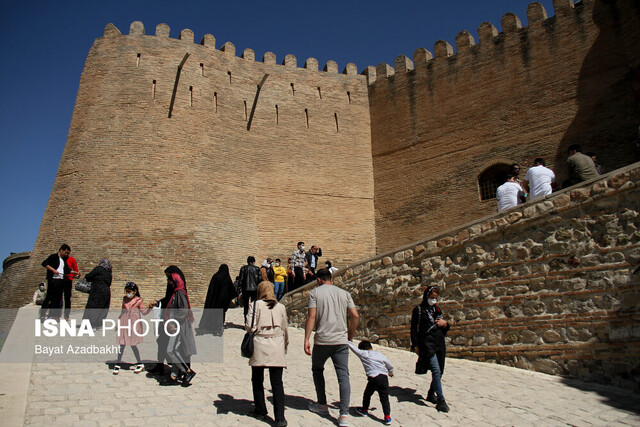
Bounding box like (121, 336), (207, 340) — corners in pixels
(274, 282), (284, 300)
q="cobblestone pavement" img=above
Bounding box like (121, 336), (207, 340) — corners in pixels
(22, 307), (640, 426)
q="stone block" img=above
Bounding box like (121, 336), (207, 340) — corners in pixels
(481, 307), (502, 319)
(454, 230), (469, 243)
(591, 181), (608, 194)
(570, 187), (591, 200)
(414, 244), (426, 255)
(382, 257), (392, 266)
(438, 237), (453, 248)
(543, 330), (562, 343)
(507, 212), (523, 224)
(532, 358), (561, 375)
(608, 173), (629, 188)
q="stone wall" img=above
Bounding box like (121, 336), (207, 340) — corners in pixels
(369, 0), (640, 253)
(284, 163), (640, 389)
(14, 22), (376, 307)
(0, 252), (31, 308)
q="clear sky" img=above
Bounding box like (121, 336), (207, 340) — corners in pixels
(0, 0), (556, 268)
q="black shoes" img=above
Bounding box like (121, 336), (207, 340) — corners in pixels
(436, 398), (450, 413)
(426, 390), (438, 404)
(181, 370), (196, 386)
(249, 409), (267, 420)
(274, 419), (288, 427)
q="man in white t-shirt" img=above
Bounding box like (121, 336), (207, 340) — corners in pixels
(496, 174), (524, 212)
(305, 268), (359, 427)
(524, 158), (556, 201)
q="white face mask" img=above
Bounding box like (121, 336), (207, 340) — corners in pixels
(428, 298), (437, 306)
(301, 246), (305, 251)
(126, 292), (134, 298)
(275, 263), (280, 266)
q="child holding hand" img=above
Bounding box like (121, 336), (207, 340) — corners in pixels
(348, 340), (394, 425)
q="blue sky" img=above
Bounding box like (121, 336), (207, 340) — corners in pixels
(0, 0), (556, 267)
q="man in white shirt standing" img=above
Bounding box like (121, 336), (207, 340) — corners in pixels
(40, 244), (71, 321)
(305, 268), (359, 427)
(496, 174), (524, 212)
(524, 158), (556, 202)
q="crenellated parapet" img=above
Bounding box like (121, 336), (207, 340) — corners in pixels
(101, 21), (362, 79)
(364, 0), (587, 85)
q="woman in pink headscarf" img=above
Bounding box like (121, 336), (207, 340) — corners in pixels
(165, 271), (197, 386)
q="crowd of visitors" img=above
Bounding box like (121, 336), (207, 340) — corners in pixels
(35, 240), (451, 426)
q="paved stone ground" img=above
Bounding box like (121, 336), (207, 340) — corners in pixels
(21, 307), (640, 426)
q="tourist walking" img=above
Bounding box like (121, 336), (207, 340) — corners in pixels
(148, 265), (186, 374)
(410, 286), (450, 412)
(113, 281), (150, 375)
(246, 281), (289, 427)
(304, 268), (359, 427)
(165, 271), (197, 386)
(238, 256), (261, 318)
(82, 258), (112, 329)
(349, 340), (394, 425)
(199, 264), (236, 333)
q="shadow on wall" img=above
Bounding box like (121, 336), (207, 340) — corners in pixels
(556, 0), (640, 181)
(560, 267), (640, 411)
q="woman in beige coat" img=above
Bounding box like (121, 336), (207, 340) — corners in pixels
(246, 281), (289, 426)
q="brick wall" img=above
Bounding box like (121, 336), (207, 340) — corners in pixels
(369, 0), (640, 253)
(14, 22), (375, 307)
(285, 163), (640, 389)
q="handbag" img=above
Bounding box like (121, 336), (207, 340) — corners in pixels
(75, 278), (92, 293)
(241, 300), (257, 358)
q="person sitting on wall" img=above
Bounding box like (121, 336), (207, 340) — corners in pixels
(496, 173), (524, 212)
(563, 144), (599, 188)
(33, 282), (46, 305)
(523, 158), (556, 202)
(586, 152), (604, 175)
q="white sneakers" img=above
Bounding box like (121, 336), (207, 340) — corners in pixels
(113, 364), (144, 374)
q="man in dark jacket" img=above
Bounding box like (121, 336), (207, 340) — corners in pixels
(305, 246), (322, 284)
(40, 244), (71, 320)
(410, 286), (450, 412)
(238, 256), (261, 317)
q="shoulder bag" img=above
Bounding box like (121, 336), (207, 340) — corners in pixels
(241, 300), (257, 358)
(75, 278), (92, 293)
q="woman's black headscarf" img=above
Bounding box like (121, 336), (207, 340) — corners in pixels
(420, 286), (439, 307)
(203, 264), (234, 309)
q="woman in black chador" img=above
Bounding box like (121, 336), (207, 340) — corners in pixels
(82, 258), (113, 329)
(199, 264), (236, 334)
(410, 286), (450, 413)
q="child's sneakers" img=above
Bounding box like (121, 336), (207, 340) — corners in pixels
(133, 364), (145, 374)
(384, 415), (392, 425)
(355, 407), (368, 416)
(112, 365), (120, 375)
